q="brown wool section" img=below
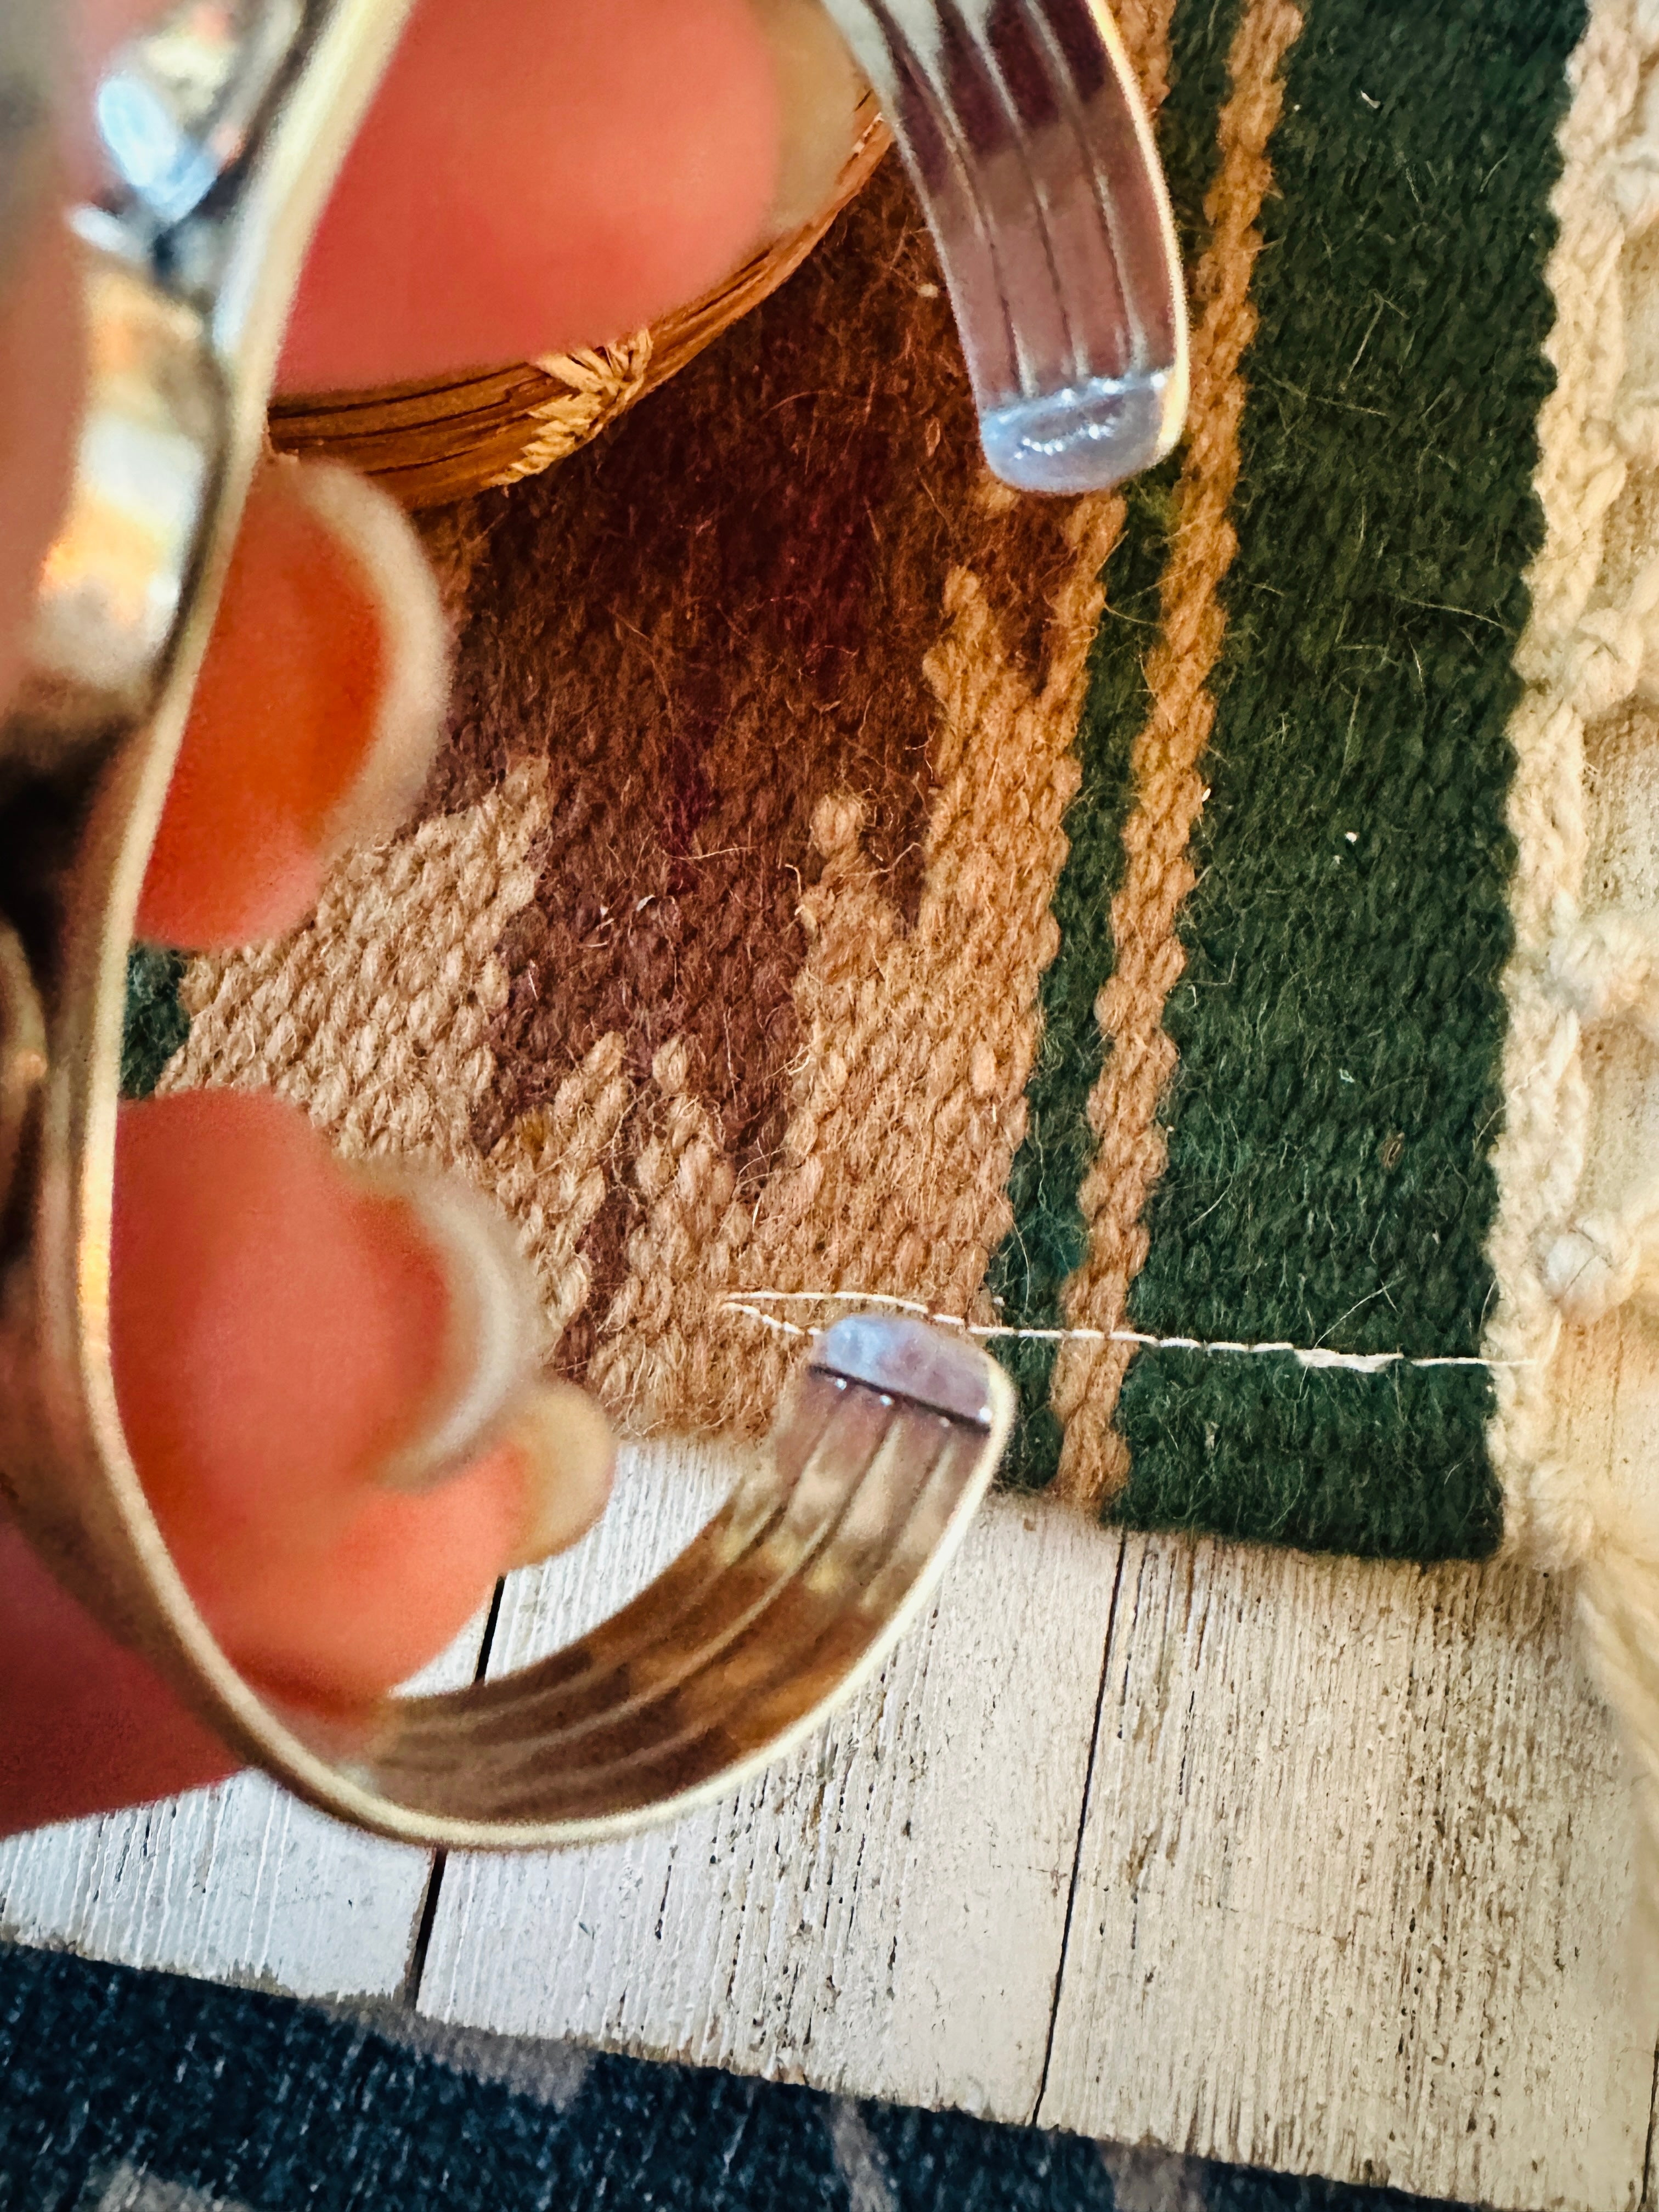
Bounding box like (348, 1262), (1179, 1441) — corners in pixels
(433, 157), (1092, 1385)
(591, 490), (1132, 1434)
(1051, 0), (1307, 1510)
(584, 6), (1175, 1435)
(412, 500), (492, 644)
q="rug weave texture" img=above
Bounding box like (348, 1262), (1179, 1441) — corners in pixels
(142, 0), (1659, 1573)
(0, 1940), (1468, 2212)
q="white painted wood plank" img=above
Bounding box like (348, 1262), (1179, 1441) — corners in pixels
(10, 1429), (1649, 2212)
(1039, 1535), (1653, 2212)
(417, 1438), (1119, 2120)
(0, 1778), (432, 2001)
(0, 1613), (484, 2002)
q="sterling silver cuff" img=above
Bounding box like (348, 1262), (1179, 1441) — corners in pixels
(0, 0), (1175, 1848)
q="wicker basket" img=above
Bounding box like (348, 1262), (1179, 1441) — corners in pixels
(268, 93), (891, 510)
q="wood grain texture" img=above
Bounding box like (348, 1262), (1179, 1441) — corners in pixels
(1037, 1537), (1655, 2212)
(0, 1616), (484, 2002)
(0, 1779), (432, 2000)
(3, 1448), (1652, 2208)
(417, 1453), (1118, 2118)
(416, 1440), (1656, 2211)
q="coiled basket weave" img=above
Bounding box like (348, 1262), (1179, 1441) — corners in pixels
(268, 91), (890, 509)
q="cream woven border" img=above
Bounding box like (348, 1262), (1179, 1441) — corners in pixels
(1480, 0), (1659, 1908)
(1486, 0), (1659, 1563)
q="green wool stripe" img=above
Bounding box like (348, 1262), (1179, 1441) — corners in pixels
(121, 945), (190, 1100)
(1113, 0), (1583, 1559)
(988, 459), (1168, 1486)
(988, 0), (1243, 1487)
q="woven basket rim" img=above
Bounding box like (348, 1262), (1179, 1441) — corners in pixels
(269, 94), (891, 422)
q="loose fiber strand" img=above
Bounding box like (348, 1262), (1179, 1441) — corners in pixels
(722, 1294), (1522, 1373)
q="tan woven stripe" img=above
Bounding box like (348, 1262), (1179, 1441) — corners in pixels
(1115, 0), (1174, 111)
(161, 760), (551, 1173)
(480, 1032), (635, 1358)
(1051, 0), (1306, 1511)
(588, 1034), (744, 1416)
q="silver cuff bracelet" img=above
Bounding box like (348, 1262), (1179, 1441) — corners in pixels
(0, 0), (1179, 1848)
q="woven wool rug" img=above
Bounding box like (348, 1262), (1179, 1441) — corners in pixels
(134, 0), (1659, 1733)
(0, 1940), (1463, 2212)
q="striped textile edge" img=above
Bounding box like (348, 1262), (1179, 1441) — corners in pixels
(133, 0), (1659, 1592)
(996, 0), (1583, 1564)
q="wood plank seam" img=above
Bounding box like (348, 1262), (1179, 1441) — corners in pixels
(8, 1448), (1649, 2203)
(410, 1469), (1113, 2121)
(402, 1853), (449, 2012)
(407, 1574), (507, 2010)
(1032, 1526), (1132, 2127)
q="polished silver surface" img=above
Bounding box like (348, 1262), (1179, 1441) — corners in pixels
(354, 1322), (1012, 1836)
(812, 1312), (997, 1426)
(19, 257), (219, 736)
(14, 0), (340, 748)
(98, 0), (307, 232)
(0, 0), (432, 1831)
(821, 0), (1187, 490)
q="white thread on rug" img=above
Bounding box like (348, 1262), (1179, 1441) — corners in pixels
(723, 1292), (1523, 1374)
